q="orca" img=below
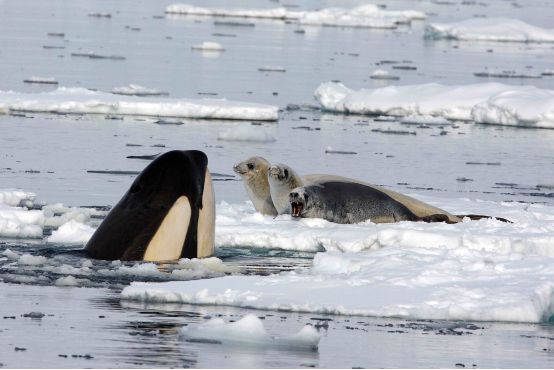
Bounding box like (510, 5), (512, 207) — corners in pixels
(85, 150), (215, 261)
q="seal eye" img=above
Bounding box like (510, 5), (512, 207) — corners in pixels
(247, 163), (254, 170)
(284, 169), (289, 177)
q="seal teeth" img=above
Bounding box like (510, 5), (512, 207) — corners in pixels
(291, 202), (303, 217)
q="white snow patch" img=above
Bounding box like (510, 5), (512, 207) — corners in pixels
(47, 220), (96, 244)
(179, 314), (320, 351)
(18, 254), (47, 266)
(425, 18), (554, 43)
(165, 4), (425, 29)
(0, 87), (278, 121)
(218, 126), (276, 142)
(315, 81), (554, 128)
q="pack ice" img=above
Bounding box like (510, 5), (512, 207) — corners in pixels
(315, 82), (554, 128)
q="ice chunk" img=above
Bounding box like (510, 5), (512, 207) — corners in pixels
(191, 41), (225, 51)
(54, 275), (90, 287)
(180, 314), (320, 351)
(18, 254), (47, 266)
(218, 126), (276, 142)
(0, 87), (278, 121)
(425, 18), (554, 43)
(314, 81), (554, 128)
(370, 69), (399, 80)
(0, 189), (36, 207)
(47, 220), (96, 244)
(0, 203), (44, 238)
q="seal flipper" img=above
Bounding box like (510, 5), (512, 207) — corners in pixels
(418, 214), (458, 224)
(456, 214), (512, 223)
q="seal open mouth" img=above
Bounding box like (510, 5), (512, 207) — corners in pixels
(291, 201), (303, 217)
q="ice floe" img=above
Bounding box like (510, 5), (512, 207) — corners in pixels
(166, 4), (425, 29)
(314, 82), (554, 128)
(123, 247), (554, 323)
(0, 87), (278, 121)
(425, 18), (554, 43)
(180, 314), (320, 351)
(218, 126), (276, 142)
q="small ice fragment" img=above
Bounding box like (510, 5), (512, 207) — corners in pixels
(179, 314), (320, 351)
(191, 41), (225, 51)
(18, 254), (47, 266)
(370, 69), (399, 80)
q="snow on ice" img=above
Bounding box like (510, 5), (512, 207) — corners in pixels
(180, 314), (320, 351)
(315, 81), (554, 128)
(425, 18), (554, 43)
(0, 87), (278, 121)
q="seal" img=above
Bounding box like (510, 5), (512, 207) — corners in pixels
(85, 150), (215, 261)
(289, 181), (453, 224)
(267, 163), (460, 222)
(267, 163), (305, 215)
(233, 156), (278, 216)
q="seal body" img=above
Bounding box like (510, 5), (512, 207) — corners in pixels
(289, 181), (458, 224)
(289, 181), (424, 224)
(85, 150), (215, 261)
(233, 156), (277, 216)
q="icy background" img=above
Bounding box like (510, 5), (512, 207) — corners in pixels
(0, 0), (554, 368)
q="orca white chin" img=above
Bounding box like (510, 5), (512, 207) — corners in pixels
(143, 196), (191, 262)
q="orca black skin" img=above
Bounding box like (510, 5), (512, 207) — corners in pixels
(85, 150), (213, 261)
